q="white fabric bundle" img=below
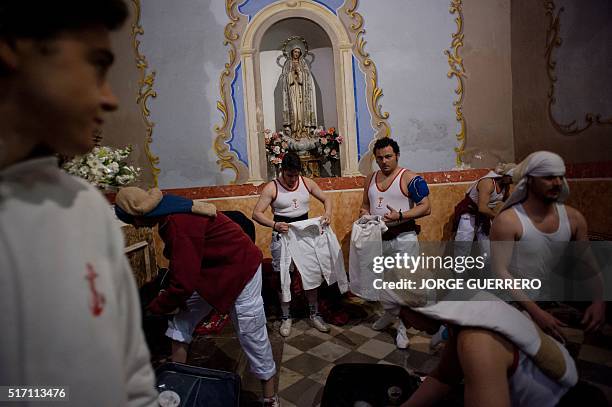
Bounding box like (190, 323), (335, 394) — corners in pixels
(348, 215), (388, 301)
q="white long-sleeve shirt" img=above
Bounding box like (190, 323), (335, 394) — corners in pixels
(277, 217), (348, 302)
(0, 157), (158, 406)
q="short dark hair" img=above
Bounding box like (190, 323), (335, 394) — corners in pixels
(373, 137), (400, 155)
(281, 152), (301, 173)
(0, 0), (128, 39)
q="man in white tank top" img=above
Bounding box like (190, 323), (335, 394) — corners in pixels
(491, 151), (606, 342)
(359, 138), (432, 349)
(453, 164), (514, 260)
(253, 152), (333, 337)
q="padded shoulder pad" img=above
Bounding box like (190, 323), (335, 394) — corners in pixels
(408, 176), (429, 203)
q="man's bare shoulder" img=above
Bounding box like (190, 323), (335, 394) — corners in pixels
(401, 169), (419, 183)
(564, 204), (588, 229)
(564, 204), (585, 220)
(477, 177), (494, 190)
(303, 176), (317, 189)
(363, 172), (375, 188)
(491, 207), (522, 238)
(494, 207), (520, 224)
(260, 181), (277, 196)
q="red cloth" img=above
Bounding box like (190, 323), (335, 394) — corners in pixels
(147, 213), (262, 315)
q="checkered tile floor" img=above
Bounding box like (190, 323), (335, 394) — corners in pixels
(270, 316), (442, 407)
(149, 300), (612, 407)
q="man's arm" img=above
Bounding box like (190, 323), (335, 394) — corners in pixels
(476, 178), (498, 218)
(385, 172), (431, 223)
(359, 173), (374, 217)
(456, 329), (514, 407)
(305, 177), (332, 225)
(567, 205), (606, 332)
(401, 344), (457, 407)
(147, 220), (205, 315)
(490, 210), (567, 341)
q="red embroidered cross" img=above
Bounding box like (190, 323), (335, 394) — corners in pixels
(86, 263), (106, 316)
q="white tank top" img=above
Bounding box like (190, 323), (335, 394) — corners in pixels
(368, 169), (414, 217)
(467, 171), (504, 208)
(271, 176), (310, 218)
(508, 203), (571, 285)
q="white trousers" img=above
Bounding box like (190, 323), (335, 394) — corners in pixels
(454, 213), (490, 259)
(165, 266), (277, 380)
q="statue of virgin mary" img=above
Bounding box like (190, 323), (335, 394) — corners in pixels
(279, 36), (318, 152)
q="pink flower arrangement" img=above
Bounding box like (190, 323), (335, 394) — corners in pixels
(263, 129), (288, 165)
(316, 127), (343, 160)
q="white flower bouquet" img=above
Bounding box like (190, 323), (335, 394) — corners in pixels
(263, 129), (289, 165)
(62, 145), (141, 188)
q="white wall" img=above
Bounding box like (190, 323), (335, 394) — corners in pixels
(358, 0), (458, 172)
(139, 0), (496, 188)
(140, 0), (234, 188)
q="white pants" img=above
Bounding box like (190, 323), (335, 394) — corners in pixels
(454, 213), (490, 259)
(166, 266), (276, 380)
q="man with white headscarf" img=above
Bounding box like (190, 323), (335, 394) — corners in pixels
(490, 151), (606, 341)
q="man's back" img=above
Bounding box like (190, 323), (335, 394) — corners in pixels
(155, 212), (263, 314)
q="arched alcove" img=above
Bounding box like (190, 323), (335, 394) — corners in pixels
(259, 18), (338, 178)
(240, 1), (359, 183)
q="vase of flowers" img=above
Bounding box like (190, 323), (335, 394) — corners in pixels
(315, 127), (343, 177)
(316, 127), (343, 161)
(263, 129), (289, 178)
(62, 145), (141, 190)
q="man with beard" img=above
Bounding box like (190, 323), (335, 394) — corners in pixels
(490, 151), (606, 341)
(359, 137), (431, 349)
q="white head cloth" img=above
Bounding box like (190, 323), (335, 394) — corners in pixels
(501, 151), (569, 211)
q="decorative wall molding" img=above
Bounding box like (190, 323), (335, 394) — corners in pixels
(545, 1), (612, 136)
(212, 1), (250, 184)
(339, 0), (391, 175)
(130, 0), (161, 186)
(444, 0), (467, 166)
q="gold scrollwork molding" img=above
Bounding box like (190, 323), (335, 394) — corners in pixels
(131, 0), (161, 186)
(444, 0), (467, 166)
(545, 1), (612, 136)
(214, 1), (249, 184)
(342, 0), (391, 140)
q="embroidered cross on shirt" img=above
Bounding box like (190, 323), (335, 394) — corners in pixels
(86, 263), (106, 316)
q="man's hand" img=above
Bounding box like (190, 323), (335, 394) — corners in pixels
(582, 301), (606, 333)
(359, 208), (369, 217)
(320, 215), (331, 226)
(274, 222), (290, 233)
(383, 205), (400, 223)
(532, 308), (567, 342)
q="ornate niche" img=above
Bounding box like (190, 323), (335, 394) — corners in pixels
(215, 0), (394, 183)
